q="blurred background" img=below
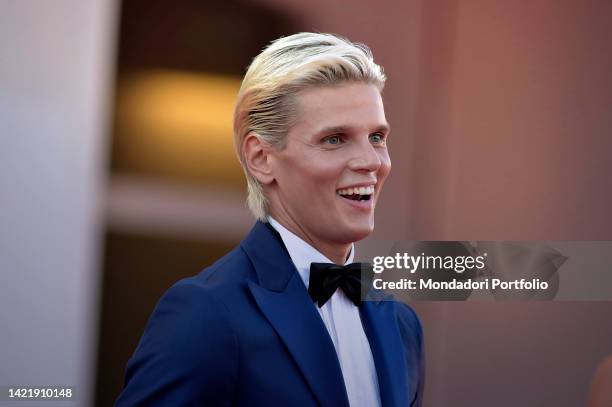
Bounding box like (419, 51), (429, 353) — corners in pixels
(1, 0), (612, 406)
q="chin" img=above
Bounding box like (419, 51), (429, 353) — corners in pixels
(338, 221), (375, 243)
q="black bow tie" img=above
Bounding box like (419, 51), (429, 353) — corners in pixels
(308, 263), (373, 307)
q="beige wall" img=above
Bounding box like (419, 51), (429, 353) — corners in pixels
(409, 2), (612, 405)
(412, 0), (612, 240)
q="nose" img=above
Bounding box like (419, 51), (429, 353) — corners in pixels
(348, 139), (382, 173)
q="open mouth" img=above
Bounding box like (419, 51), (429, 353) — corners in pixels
(336, 185), (375, 202)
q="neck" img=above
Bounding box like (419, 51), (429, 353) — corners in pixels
(269, 214), (351, 265)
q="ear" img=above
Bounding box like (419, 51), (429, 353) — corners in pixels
(243, 132), (275, 184)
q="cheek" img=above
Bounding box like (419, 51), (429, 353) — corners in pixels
(276, 149), (349, 196)
(300, 156), (344, 183)
(280, 159), (338, 197)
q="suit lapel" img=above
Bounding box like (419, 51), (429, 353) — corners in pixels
(242, 222), (350, 407)
(248, 278), (350, 407)
(360, 300), (411, 407)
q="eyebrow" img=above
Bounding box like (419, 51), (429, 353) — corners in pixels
(316, 123), (391, 136)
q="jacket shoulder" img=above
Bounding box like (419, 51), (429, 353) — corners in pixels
(116, 276), (242, 405)
(117, 240), (262, 405)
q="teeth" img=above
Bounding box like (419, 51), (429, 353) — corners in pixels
(337, 185), (375, 196)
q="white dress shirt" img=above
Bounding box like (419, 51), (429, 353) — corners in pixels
(268, 217), (381, 407)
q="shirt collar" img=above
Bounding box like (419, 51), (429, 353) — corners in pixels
(267, 216), (355, 287)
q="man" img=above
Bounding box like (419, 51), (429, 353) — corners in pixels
(116, 32), (424, 407)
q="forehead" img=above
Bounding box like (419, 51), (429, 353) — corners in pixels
(291, 83), (387, 134)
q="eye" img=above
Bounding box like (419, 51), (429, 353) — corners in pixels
(369, 132), (386, 144)
(323, 135), (343, 145)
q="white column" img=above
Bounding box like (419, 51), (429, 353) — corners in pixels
(0, 1), (117, 405)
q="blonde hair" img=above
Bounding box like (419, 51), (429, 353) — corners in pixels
(233, 32), (386, 220)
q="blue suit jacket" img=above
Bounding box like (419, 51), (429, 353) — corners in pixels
(116, 221), (424, 406)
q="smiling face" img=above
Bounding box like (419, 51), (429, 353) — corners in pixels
(265, 82), (391, 259)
